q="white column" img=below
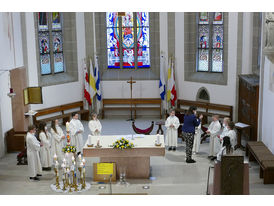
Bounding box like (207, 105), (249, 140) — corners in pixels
(241, 12), (253, 75)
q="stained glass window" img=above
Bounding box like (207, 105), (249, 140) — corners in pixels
(197, 12), (224, 73)
(38, 12), (64, 75)
(106, 12), (150, 69)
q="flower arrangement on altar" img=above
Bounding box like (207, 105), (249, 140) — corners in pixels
(112, 138), (134, 150)
(62, 145), (76, 153)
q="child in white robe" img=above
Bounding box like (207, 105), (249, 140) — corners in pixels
(206, 115), (221, 159)
(88, 113), (102, 136)
(193, 123), (202, 154)
(217, 136), (233, 162)
(51, 119), (66, 163)
(26, 125), (42, 181)
(165, 109), (180, 151)
(39, 121), (52, 170)
(69, 112), (84, 155)
(226, 121), (237, 149)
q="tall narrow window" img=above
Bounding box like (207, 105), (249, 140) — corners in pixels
(106, 12), (150, 69)
(38, 12), (65, 75)
(197, 12), (224, 72)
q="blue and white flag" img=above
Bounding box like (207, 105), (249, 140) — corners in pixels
(94, 56), (102, 101)
(159, 55), (166, 101)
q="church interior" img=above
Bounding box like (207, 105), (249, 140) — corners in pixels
(1, 5), (274, 199)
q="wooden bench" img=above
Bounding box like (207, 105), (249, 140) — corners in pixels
(102, 98), (162, 119)
(177, 99), (233, 123)
(246, 141), (274, 184)
(33, 101), (89, 126)
(176, 99), (233, 143)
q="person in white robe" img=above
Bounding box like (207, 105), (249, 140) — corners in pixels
(165, 109), (180, 151)
(206, 115), (221, 158)
(226, 121), (237, 149)
(51, 119), (66, 163)
(216, 136), (233, 162)
(69, 112), (84, 154)
(219, 117), (230, 140)
(26, 125), (42, 181)
(89, 113), (102, 136)
(193, 123), (202, 154)
(39, 121), (52, 170)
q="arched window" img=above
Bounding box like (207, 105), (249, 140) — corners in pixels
(197, 12), (224, 73)
(38, 12), (64, 75)
(106, 12), (150, 69)
(196, 87), (210, 102)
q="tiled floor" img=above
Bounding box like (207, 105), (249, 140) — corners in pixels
(0, 117), (274, 195)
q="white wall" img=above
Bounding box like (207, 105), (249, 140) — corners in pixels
(29, 13), (86, 111)
(242, 12), (253, 75)
(174, 13), (239, 120)
(261, 57), (274, 153)
(0, 12), (23, 158)
(101, 80), (159, 99)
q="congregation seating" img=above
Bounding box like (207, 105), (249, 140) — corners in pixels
(246, 141), (274, 184)
(176, 99), (233, 143)
(176, 99), (233, 122)
(102, 98), (162, 119)
(33, 101), (89, 126)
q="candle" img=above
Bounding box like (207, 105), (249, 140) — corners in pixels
(66, 122), (70, 132)
(53, 154), (57, 161)
(82, 158), (86, 165)
(55, 160), (59, 168)
(157, 134), (160, 145)
(88, 135), (92, 145)
(72, 156), (75, 162)
(78, 154), (82, 161)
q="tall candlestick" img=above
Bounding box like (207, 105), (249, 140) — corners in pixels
(66, 122), (70, 132)
(157, 134), (160, 145)
(88, 135), (92, 145)
(53, 153), (57, 161)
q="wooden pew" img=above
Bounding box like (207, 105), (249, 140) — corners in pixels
(246, 141), (274, 184)
(177, 99), (233, 123)
(33, 101), (89, 126)
(176, 99), (233, 143)
(102, 98), (162, 119)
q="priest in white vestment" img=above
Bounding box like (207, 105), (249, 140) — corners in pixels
(88, 113), (102, 136)
(69, 113), (84, 154)
(165, 110), (180, 151)
(218, 117), (230, 141)
(39, 122), (52, 170)
(51, 119), (66, 162)
(206, 115), (221, 158)
(26, 125), (42, 181)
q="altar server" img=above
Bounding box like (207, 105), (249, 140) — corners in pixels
(206, 115), (221, 159)
(51, 119), (66, 163)
(89, 113), (102, 136)
(26, 125), (42, 181)
(69, 112), (84, 155)
(218, 117), (230, 141)
(182, 106), (203, 163)
(165, 109), (180, 151)
(193, 122), (202, 155)
(38, 121), (52, 170)
(217, 136), (233, 162)
(226, 121), (237, 149)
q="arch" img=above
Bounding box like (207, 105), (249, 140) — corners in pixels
(196, 87), (210, 102)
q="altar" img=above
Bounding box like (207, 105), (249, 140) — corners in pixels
(83, 135), (165, 179)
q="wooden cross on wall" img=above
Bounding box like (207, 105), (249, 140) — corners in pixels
(127, 76), (136, 120)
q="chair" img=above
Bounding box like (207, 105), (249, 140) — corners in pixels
(132, 121), (154, 135)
